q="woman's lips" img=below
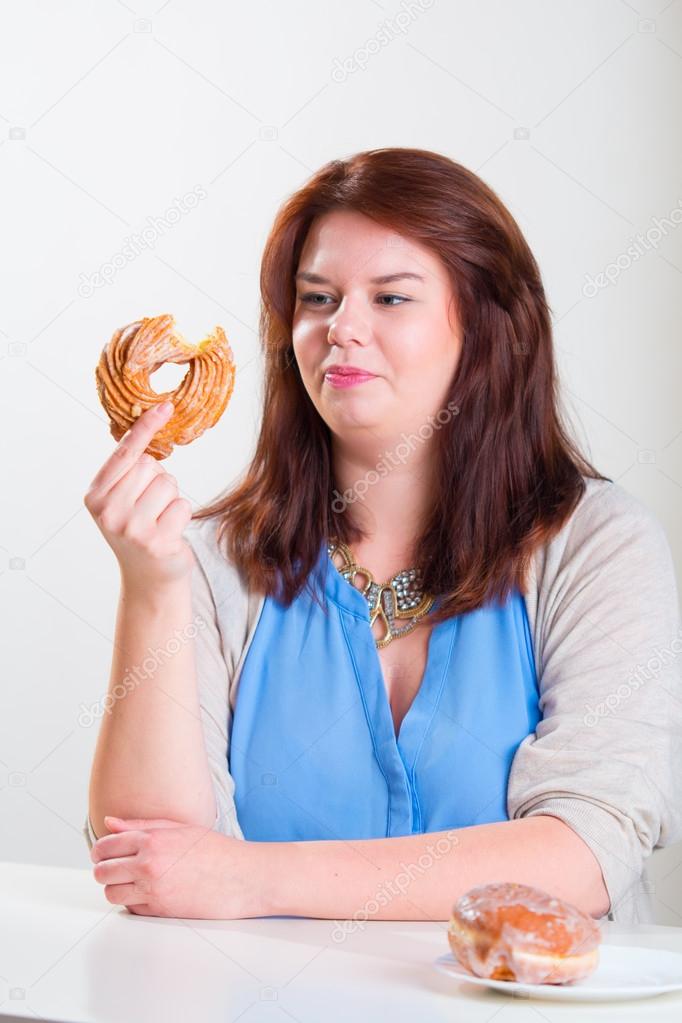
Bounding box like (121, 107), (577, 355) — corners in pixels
(324, 371), (377, 389)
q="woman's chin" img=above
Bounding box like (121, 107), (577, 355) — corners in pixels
(327, 405), (386, 430)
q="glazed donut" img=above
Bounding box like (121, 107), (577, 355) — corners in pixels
(95, 313), (236, 459)
(448, 882), (601, 985)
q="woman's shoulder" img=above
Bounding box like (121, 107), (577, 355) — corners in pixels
(184, 515), (265, 635)
(570, 475), (667, 533)
(184, 514), (225, 573)
(537, 475), (671, 569)
(184, 516), (250, 601)
(525, 475), (678, 625)
(184, 514), (223, 559)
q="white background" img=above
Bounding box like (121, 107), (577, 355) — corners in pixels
(1, 0), (681, 923)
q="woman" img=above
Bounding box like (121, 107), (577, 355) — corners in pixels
(84, 148), (682, 925)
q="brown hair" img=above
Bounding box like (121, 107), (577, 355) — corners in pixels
(192, 147), (610, 624)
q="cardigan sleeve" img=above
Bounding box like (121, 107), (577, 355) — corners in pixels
(184, 536), (246, 840)
(507, 482), (682, 918)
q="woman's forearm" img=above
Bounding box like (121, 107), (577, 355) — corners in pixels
(270, 815), (610, 923)
(88, 577), (216, 839)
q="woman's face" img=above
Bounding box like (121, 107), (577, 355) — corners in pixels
(292, 209), (463, 451)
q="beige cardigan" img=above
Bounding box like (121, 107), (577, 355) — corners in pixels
(84, 477), (682, 924)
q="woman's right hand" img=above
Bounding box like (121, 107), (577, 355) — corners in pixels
(84, 403), (195, 591)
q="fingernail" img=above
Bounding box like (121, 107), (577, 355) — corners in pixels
(157, 401), (174, 415)
(104, 815), (121, 823)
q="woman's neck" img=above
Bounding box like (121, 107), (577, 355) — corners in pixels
(331, 445), (435, 578)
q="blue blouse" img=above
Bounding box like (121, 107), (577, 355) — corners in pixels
(229, 540), (540, 841)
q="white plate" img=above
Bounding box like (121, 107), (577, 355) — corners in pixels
(434, 945), (682, 1001)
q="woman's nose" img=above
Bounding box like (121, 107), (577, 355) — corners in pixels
(327, 300), (370, 346)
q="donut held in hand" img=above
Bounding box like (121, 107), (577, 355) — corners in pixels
(448, 881), (602, 985)
(95, 313), (236, 459)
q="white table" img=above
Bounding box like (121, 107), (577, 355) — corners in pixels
(1, 861), (682, 1022)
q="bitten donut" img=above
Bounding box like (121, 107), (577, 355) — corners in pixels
(448, 882), (601, 985)
(95, 313), (236, 459)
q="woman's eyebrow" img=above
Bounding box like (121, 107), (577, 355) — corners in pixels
(295, 271), (426, 285)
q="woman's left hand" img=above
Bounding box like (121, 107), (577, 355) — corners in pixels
(90, 815), (269, 919)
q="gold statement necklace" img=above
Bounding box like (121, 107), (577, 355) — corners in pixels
(327, 537), (435, 649)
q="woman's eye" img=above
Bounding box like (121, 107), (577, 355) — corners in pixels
(299, 293), (409, 306)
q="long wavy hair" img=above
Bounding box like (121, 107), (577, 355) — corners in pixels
(192, 147), (610, 624)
